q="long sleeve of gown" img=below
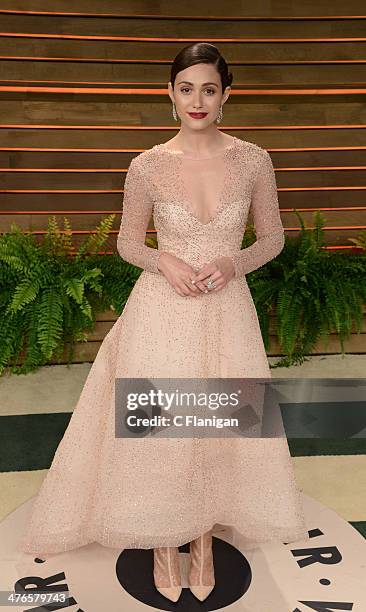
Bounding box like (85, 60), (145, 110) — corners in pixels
(230, 150), (285, 278)
(117, 156), (162, 274)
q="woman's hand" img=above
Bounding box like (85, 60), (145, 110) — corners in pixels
(157, 251), (203, 297)
(191, 256), (235, 293)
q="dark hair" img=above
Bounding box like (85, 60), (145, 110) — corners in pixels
(170, 42), (233, 94)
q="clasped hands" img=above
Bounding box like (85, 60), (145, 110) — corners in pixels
(157, 252), (235, 298)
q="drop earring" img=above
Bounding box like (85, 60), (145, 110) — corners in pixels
(216, 105), (223, 124)
(172, 101), (178, 121)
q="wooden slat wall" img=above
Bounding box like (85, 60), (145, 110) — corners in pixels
(0, 5), (366, 248)
(0, 1), (365, 360)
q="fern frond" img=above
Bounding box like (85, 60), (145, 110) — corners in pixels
(6, 278), (40, 314)
(77, 214), (116, 257)
(37, 288), (64, 358)
(64, 278), (85, 304)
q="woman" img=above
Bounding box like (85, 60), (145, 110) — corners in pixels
(20, 42), (309, 604)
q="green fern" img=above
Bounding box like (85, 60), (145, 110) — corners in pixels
(76, 214), (116, 258)
(0, 216), (114, 375)
(247, 210), (366, 368)
(37, 288), (64, 358)
(64, 278), (85, 305)
(61, 217), (74, 255)
(6, 278), (40, 314)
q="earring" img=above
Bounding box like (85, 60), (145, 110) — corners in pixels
(172, 101), (178, 121)
(215, 106), (223, 124)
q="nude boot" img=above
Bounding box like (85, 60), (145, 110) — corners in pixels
(189, 529), (215, 601)
(153, 546), (182, 602)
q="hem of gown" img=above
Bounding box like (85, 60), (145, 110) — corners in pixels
(19, 522), (309, 556)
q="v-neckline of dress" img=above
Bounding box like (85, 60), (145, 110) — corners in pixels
(154, 136), (242, 226)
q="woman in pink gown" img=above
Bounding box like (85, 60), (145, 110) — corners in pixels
(20, 42), (309, 603)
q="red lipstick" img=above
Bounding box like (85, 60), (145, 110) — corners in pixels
(188, 112), (208, 119)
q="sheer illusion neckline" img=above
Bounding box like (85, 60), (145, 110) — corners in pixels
(153, 136), (243, 226)
(155, 135), (241, 160)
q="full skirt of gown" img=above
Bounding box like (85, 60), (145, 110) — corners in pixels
(19, 270), (309, 555)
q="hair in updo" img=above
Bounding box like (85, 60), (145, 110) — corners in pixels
(170, 42), (233, 94)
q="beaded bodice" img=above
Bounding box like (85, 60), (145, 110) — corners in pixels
(117, 136), (284, 277)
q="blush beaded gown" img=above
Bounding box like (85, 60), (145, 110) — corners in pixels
(20, 136), (309, 556)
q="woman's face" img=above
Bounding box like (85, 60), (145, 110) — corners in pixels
(168, 62), (230, 129)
